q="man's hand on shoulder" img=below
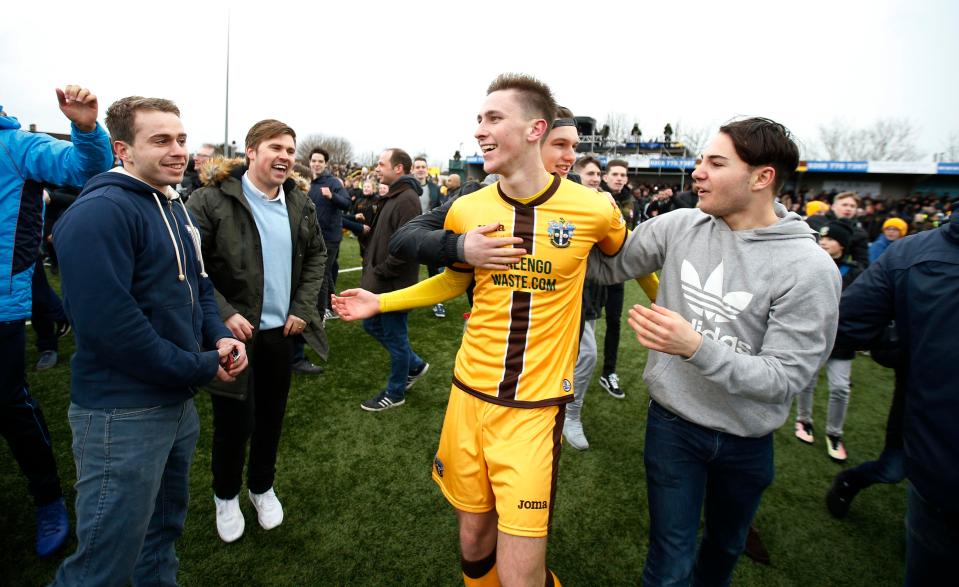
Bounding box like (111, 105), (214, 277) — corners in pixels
(56, 85), (98, 132)
(464, 222), (526, 270)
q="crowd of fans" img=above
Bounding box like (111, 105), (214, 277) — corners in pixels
(3, 82), (956, 586)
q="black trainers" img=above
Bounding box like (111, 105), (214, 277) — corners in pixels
(826, 474), (859, 518)
(361, 391), (405, 412)
(406, 362), (429, 390)
(599, 373), (625, 399)
(291, 359), (324, 375)
(36, 350), (58, 371)
(432, 304), (446, 318)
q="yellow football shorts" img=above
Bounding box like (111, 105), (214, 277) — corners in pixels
(431, 387), (566, 538)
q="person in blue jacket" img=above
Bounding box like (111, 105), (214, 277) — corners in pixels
(50, 95), (248, 586)
(0, 85), (113, 557)
(835, 216), (958, 586)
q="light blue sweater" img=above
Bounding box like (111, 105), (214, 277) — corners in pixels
(241, 173), (292, 330)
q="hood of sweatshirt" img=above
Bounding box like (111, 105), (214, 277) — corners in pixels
(387, 174), (423, 197)
(728, 201), (820, 242)
(0, 112), (20, 130)
(80, 167), (208, 281)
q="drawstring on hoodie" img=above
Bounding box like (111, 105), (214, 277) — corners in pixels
(151, 193), (209, 281)
(153, 193), (185, 281)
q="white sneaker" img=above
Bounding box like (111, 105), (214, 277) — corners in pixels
(214, 494), (245, 543)
(563, 418), (590, 450)
(249, 487), (284, 530)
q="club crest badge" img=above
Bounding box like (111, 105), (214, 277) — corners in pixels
(547, 218), (575, 248)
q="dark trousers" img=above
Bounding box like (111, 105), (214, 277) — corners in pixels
(602, 281), (624, 375)
(905, 484), (959, 586)
(643, 401), (774, 587)
(320, 240), (341, 312)
(211, 327), (293, 498)
(31, 259), (66, 353)
(0, 319), (62, 505)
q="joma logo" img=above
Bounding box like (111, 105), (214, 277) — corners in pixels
(517, 499), (548, 510)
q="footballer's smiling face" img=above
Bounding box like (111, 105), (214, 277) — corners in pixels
(541, 125), (579, 177)
(475, 89), (546, 176)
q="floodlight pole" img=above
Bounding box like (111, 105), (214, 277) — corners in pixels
(224, 7), (231, 155)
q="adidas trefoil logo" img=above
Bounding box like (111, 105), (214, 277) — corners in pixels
(680, 260), (753, 323)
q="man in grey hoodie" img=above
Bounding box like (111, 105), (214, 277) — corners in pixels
(588, 117), (841, 586)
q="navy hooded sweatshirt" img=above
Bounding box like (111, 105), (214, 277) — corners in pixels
(54, 169), (233, 408)
(836, 217), (959, 512)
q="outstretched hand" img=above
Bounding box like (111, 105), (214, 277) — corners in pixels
(464, 222), (526, 270)
(56, 85), (98, 132)
(331, 289), (381, 321)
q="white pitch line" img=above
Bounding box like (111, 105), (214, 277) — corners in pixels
(338, 266), (363, 273)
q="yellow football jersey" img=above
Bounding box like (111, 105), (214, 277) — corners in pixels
(445, 174), (626, 407)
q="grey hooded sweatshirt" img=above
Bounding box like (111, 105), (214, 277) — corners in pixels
(588, 203), (841, 437)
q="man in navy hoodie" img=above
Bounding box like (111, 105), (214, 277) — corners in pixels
(835, 217), (959, 586)
(51, 96), (247, 586)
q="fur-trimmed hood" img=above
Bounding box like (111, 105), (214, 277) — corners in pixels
(199, 156), (311, 194)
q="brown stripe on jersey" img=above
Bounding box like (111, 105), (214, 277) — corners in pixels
(496, 203), (537, 401)
(547, 404), (565, 534)
(453, 376), (573, 408)
(497, 290), (531, 401)
(496, 173), (561, 209)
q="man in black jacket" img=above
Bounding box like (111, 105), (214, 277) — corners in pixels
(805, 191), (870, 267)
(834, 217), (958, 585)
(358, 148), (429, 411)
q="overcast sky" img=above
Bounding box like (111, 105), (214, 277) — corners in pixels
(3, 0), (956, 165)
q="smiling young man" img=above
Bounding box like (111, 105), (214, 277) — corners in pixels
(334, 74), (629, 587)
(52, 97), (247, 585)
(587, 118), (841, 586)
(187, 120), (326, 543)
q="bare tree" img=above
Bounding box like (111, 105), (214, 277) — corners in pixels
(817, 120), (848, 160)
(677, 124), (712, 157)
(817, 118), (921, 161)
(602, 112), (631, 143)
(941, 132), (959, 162)
(296, 134), (355, 166)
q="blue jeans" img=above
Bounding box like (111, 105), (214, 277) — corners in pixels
(53, 399), (199, 587)
(843, 446), (905, 489)
(363, 312), (424, 399)
(905, 484), (959, 587)
(643, 400), (774, 587)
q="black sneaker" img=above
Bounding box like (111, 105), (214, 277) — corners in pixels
(360, 391), (405, 412)
(36, 350), (58, 371)
(291, 359), (324, 375)
(432, 304), (446, 318)
(406, 362), (429, 390)
(599, 373), (625, 399)
(826, 473), (859, 518)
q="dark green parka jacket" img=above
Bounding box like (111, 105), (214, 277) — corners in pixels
(187, 158), (328, 398)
